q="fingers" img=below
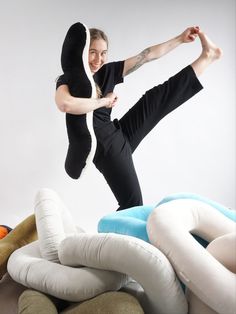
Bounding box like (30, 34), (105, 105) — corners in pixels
(192, 26), (200, 34)
(110, 96), (118, 107)
(188, 26), (200, 41)
(105, 95), (118, 108)
(188, 34), (197, 41)
(104, 92), (117, 107)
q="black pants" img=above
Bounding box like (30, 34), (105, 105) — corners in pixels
(94, 65), (203, 211)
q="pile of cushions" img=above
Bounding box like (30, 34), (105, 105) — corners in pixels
(1, 189), (235, 313)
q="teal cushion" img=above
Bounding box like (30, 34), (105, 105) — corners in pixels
(98, 194), (235, 242)
(98, 205), (154, 242)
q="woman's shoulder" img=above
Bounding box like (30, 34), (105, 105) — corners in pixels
(100, 60), (124, 73)
(95, 61), (124, 85)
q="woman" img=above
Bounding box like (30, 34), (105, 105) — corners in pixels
(55, 23), (222, 211)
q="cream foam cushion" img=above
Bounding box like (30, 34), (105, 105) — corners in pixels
(7, 188), (128, 302)
(147, 199), (236, 314)
(34, 188), (79, 263)
(7, 239), (128, 302)
(187, 232), (236, 314)
(58, 232), (187, 314)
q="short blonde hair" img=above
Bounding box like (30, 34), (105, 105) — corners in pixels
(89, 28), (109, 47)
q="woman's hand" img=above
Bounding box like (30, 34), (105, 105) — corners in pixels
(181, 26), (200, 43)
(104, 92), (118, 108)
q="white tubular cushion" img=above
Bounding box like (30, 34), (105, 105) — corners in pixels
(187, 232), (236, 314)
(186, 292), (217, 314)
(58, 233), (188, 314)
(7, 240), (128, 302)
(207, 232), (236, 273)
(34, 188), (79, 262)
(147, 199), (236, 314)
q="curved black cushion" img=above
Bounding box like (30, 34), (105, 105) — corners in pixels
(61, 22), (95, 179)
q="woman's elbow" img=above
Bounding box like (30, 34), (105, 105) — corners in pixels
(55, 98), (71, 113)
(58, 102), (69, 113)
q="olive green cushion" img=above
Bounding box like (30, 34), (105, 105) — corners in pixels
(61, 291), (144, 314)
(18, 290), (144, 314)
(19, 289), (69, 314)
(0, 214), (37, 280)
(18, 290), (59, 314)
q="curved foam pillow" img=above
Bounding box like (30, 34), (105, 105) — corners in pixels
(7, 240), (128, 302)
(157, 192), (236, 221)
(147, 199), (236, 314)
(207, 232), (236, 273)
(59, 233), (188, 314)
(8, 188), (128, 302)
(35, 188), (79, 263)
(186, 232), (236, 314)
(98, 205), (154, 242)
(61, 22), (97, 179)
(0, 214), (37, 279)
(98, 194), (235, 243)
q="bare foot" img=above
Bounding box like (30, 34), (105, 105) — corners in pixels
(191, 31), (223, 76)
(198, 31), (223, 61)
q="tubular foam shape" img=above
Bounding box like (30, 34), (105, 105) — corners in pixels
(58, 232), (188, 314)
(7, 189), (128, 301)
(147, 199), (236, 314)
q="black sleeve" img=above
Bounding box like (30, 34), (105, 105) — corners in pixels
(94, 61), (124, 95)
(56, 61), (124, 93)
(56, 74), (68, 89)
(113, 60), (125, 85)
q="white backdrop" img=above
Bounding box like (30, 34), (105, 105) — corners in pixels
(0, 0), (235, 231)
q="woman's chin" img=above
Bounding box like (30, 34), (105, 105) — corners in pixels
(90, 65), (102, 74)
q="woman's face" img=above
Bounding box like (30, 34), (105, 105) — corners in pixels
(89, 39), (108, 74)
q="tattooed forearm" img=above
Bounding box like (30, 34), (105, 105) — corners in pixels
(125, 48), (153, 75)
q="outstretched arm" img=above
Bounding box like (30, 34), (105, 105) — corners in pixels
(55, 85), (118, 115)
(123, 26), (199, 77)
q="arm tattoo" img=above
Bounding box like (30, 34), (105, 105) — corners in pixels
(126, 47), (155, 75)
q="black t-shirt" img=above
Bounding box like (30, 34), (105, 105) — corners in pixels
(56, 61), (124, 128)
